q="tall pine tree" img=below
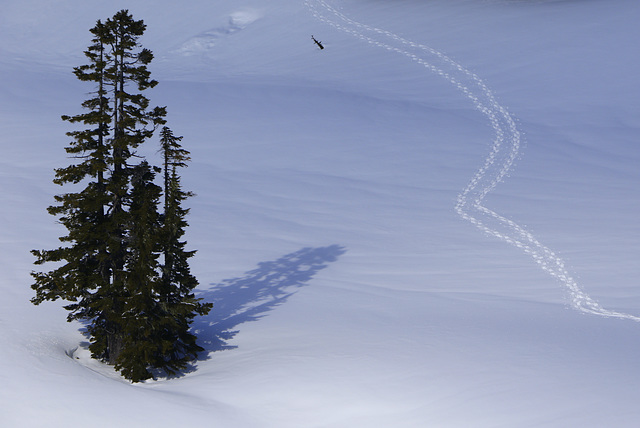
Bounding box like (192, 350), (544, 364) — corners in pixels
(31, 10), (210, 382)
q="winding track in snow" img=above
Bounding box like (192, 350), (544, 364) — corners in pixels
(305, 0), (640, 322)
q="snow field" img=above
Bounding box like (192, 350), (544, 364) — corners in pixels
(1, 0), (640, 426)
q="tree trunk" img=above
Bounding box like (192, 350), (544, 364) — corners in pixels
(107, 331), (124, 365)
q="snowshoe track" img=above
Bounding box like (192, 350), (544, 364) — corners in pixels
(306, 0), (640, 322)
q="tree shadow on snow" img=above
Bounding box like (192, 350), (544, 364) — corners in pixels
(193, 245), (346, 358)
(70, 245), (345, 380)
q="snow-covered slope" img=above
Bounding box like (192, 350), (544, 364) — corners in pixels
(1, 1), (639, 426)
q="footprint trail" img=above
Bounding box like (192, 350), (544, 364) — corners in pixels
(305, 0), (640, 322)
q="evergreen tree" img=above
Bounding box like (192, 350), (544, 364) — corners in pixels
(31, 10), (209, 382)
(117, 161), (163, 382)
(157, 126), (213, 376)
(94, 13), (166, 366)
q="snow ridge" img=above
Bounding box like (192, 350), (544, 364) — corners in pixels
(306, 0), (640, 322)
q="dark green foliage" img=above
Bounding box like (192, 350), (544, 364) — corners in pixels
(116, 161), (163, 381)
(31, 10), (210, 382)
(156, 127), (213, 376)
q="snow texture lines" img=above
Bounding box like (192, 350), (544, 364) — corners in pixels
(306, 0), (640, 322)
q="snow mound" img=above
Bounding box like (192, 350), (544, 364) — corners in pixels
(66, 344), (130, 382)
(173, 9), (262, 56)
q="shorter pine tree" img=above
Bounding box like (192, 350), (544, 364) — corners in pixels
(115, 161), (164, 382)
(157, 126), (213, 376)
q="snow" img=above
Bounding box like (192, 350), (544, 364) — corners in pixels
(1, 0), (640, 426)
